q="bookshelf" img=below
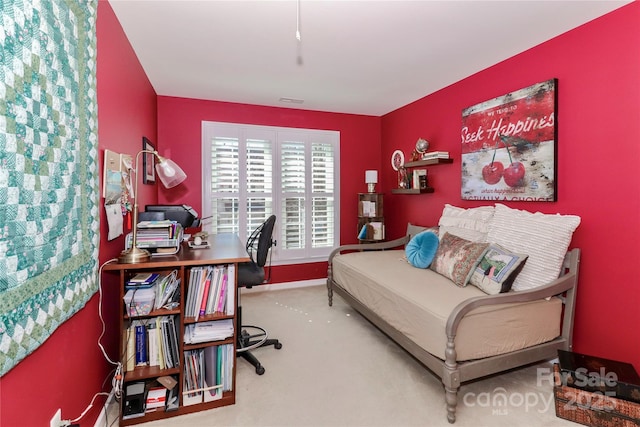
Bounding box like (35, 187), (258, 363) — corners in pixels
(104, 234), (250, 426)
(357, 193), (384, 243)
(391, 158), (453, 194)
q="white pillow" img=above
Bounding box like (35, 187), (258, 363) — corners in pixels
(438, 204), (495, 242)
(487, 204), (581, 291)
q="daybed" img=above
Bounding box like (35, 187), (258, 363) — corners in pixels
(326, 203), (581, 423)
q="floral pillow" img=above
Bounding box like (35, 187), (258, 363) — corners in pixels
(469, 244), (528, 294)
(430, 232), (489, 287)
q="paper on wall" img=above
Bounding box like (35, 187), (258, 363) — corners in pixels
(106, 202), (124, 240)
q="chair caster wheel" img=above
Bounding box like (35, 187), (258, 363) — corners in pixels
(275, 342), (283, 350)
(256, 364), (265, 375)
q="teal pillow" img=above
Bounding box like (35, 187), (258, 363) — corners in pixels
(405, 231), (439, 269)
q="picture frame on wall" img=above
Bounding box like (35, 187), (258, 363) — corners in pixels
(460, 79), (558, 202)
(142, 136), (156, 184)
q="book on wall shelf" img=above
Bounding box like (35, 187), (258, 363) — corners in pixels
(420, 151), (450, 160)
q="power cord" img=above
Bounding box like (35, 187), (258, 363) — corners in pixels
(97, 258), (123, 399)
(60, 258), (120, 426)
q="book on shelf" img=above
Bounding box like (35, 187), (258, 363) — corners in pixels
(184, 319), (234, 344)
(155, 317), (166, 370)
(216, 269), (228, 314)
(226, 264), (235, 316)
(128, 272), (160, 285)
(183, 344), (233, 406)
(420, 151), (450, 160)
(204, 345), (222, 400)
(147, 322), (159, 367)
(360, 200), (377, 217)
(198, 269), (213, 317)
(125, 326), (135, 372)
(412, 169), (427, 189)
(135, 322), (148, 367)
(187, 265), (233, 319)
(370, 222), (384, 240)
(205, 266), (223, 315)
(357, 224), (368, 240)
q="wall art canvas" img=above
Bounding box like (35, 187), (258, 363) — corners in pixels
(461, 79), (557, 202)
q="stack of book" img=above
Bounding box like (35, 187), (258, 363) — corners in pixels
(123, 315), (180, 372)
(183, 344), (234, 406)
(126, 220), (184, 254)
(185, 265), (235, 320)
(136, 220), (183, 246)
(184, 319), (234, 344)
(421, 151), (450, 160)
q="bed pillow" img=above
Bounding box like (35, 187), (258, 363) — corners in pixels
(430, 232), (489, 287)
(406, 223), (437, 239)
(405, 231), (439, 269)
(438, 204), (495, 242)
(469, 244), (528, 294)
(487, 204), (581, 291)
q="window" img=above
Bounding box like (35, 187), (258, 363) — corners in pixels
(202, 122), (340, 264)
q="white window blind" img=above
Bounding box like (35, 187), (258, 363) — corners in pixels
(202, 122), (340, 264)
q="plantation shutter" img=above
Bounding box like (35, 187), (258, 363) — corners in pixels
(209, 136), (239, 234)
(202, 122), (340, 263)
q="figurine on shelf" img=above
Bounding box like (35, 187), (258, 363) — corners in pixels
(398, 166), (410, 189)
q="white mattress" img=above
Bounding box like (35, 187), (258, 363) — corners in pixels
(332, 250), (562, 361)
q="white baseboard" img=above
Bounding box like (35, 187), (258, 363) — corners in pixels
(240, 278), (325, 294)
(93, 390), (116, 427)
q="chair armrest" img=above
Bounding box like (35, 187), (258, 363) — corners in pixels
(446, 257), (578, 337)
(328, 236), (410, 265)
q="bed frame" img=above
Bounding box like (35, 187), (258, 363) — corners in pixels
(327, 236), (580, 423)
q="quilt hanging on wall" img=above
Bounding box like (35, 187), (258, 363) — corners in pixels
(0, 0), (99, 375)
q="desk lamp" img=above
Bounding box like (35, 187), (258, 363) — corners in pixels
(118, 150), (187, 264)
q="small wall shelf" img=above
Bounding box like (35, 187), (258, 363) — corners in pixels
(392, 157), (453, 195)
(391, 187), (435, 195)
(403, 158), (453, 168)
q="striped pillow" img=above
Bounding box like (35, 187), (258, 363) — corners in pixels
(487, 204), (580, 291)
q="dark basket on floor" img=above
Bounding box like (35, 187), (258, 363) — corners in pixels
(553, 364), (640, 427)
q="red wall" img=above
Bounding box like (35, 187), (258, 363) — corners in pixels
(381, 3), (640, 370)
(0, 2), (158, 426)
(157, 97), (381, 282)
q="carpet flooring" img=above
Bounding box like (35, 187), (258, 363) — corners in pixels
(106, 284), (577, 427)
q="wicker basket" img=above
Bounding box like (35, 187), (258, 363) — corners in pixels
(554, 364), (640, 427)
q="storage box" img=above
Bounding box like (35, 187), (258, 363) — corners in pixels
(558, 350), (640, 404)
(124, 288), (156, 316)
(554, 364), (640, 427)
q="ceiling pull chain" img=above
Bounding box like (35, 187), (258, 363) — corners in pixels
(296, 0), (301, 41)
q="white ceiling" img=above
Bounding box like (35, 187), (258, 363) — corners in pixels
(108, 0), (631, 116)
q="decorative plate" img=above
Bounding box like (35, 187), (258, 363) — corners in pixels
(391, 150), (405, 171)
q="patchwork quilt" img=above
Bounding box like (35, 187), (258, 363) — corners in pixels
(0, 0), (99, 375)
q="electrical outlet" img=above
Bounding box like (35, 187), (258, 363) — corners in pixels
(49, 409), (62, 427)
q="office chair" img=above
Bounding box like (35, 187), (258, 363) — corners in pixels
(236, 214), (282, 375)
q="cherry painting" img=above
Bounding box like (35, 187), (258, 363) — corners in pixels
(461, 79), (557, 202)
